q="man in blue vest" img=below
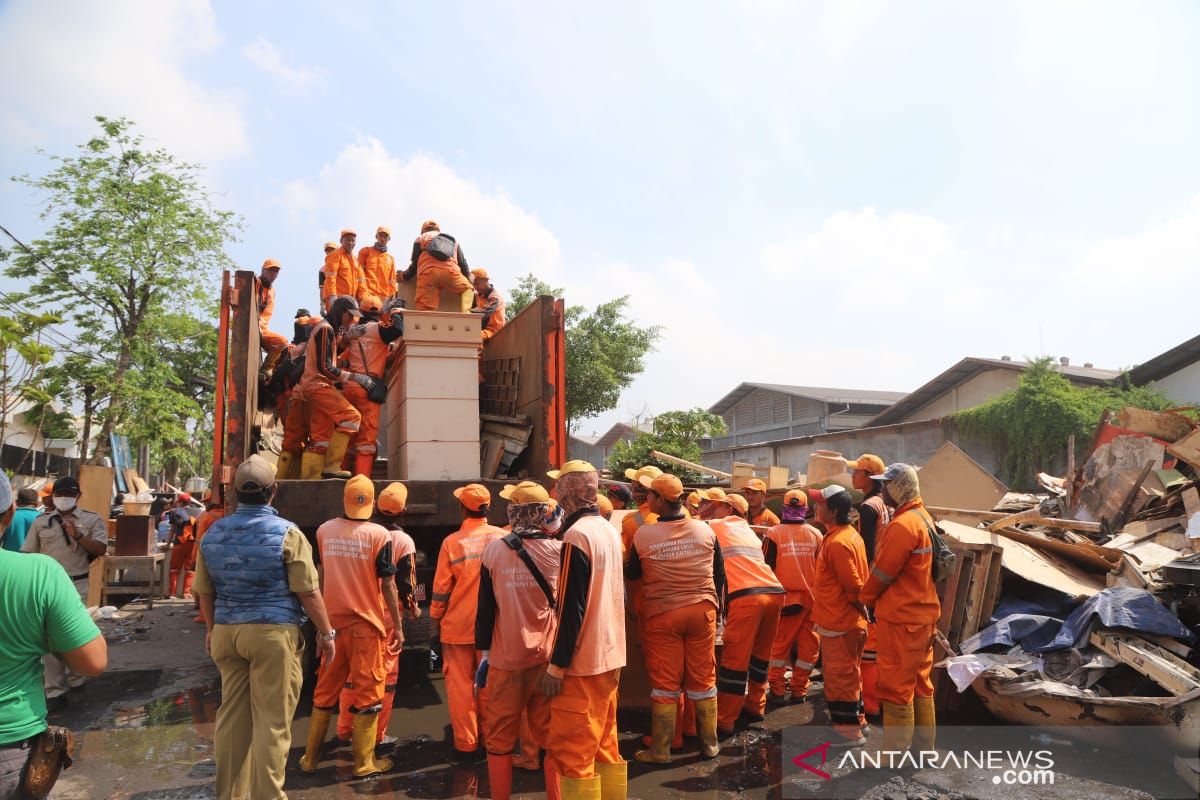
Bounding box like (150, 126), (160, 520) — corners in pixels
(194, 455), (336, 800)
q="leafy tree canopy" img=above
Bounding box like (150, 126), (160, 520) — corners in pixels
(607, 408), (727, 484)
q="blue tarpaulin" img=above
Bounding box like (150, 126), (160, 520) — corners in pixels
(962, 587), (1193, 655)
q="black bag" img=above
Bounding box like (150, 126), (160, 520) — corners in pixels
(918, 512), (957, 583)
(424, 233), (457, 261)
(502, 533), (556, 609)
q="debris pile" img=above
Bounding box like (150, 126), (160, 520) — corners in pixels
(926, 407), (1200, 753)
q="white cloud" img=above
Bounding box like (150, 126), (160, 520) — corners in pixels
(242, 37), (326, 91)
(1074, 194), (1200, 293)
(0, 0), (247, 162)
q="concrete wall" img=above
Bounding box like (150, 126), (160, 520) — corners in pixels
(702, 417), (1003, 483)
(902, 369), (1021, 421)
(711, 387), (892, 450)
(1151, 360), (1200, 405)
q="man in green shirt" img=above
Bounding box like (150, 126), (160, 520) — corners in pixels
(0, 472), (108, 797)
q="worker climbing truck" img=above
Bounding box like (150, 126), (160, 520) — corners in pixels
(210, 269), (567, 652)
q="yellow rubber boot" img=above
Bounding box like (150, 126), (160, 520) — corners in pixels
(299, 708), (334, 772)
(634, 702), (676, 765)
(694, 696), (720, 758)
(560, 774), (601, 800)
(276, 450), (300, 480)
(299, 451), (325, 480)
(596, 761), (627, 800)
(913, 695), (936, 752)
(322, 431), (352, 478)
(351, 712), (393, 777)
(880, 701), (915, 756)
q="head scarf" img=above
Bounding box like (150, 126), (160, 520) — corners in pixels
(781, 502), (807, 522)
(508, 502), (554, 535)
(884, 464), (921, 506)
(556, 470), (598, 515)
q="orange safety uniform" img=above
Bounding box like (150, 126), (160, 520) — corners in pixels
(857, 491), (892, 715)
(338, 525), (416, 742)
(312, 518), (396, 714)
(546, 512), (626, 780)
(410, 230), (473, 311)
(813, 522), (869, 740)
(431, 516), (507, 753)
(475, 532), (562, 756)
(257, 280), (288, 358)
(711, 517), (784, 729)
(860, 498), (940, 705)
(339, 322), (394, 459)
(321, 247), (364, 309)
(626, 514), (723, 706)
(299, 319), (360, 454)
(748, 507), (780, 529)
(185, 506), (225, 572)
(473, 289), (506, 342)
(763, 520), (822, 698)
(358, 245), (397, 302)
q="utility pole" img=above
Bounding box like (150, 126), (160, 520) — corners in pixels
(80, 383), (95, 463)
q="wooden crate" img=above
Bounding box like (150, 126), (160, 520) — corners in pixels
(115, 515), (156, 556)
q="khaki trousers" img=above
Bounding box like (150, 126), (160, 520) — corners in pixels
(211, 623), (304, 800)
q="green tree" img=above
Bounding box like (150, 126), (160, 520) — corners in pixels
(2, 116), (237, 469)
(607, 408), (727, 484)
(956, 358), (1170, 489)
(506, 272), (662, 431)
(0, 312), (69, 469)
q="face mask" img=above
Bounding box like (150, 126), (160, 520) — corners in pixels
(53, 497), (77, 513)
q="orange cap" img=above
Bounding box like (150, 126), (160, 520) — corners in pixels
(344, 475), (375, 520)
(378, 482), (408, 515)
(421, 219), (439, 233)
(700, 487), (729, 503)
(624, 465), (663, 483)
(454, 483), (491, 511)
(639, 473), (684, 502)
(470, 268), (489, 280)
(547, 459), (597, 480)
(506, 483), (551, 504)
(727, 493), (749, 516)
(846, 454), (886, 476)
(597, 494), (613, 516)
(783, 489), (808, 507)
(743, 478), (767, 493)
(339, 228), (357, 238)
(687, 490), (704, 507)
(360, 294), (383, 313)
(500, 480), (541, 500)
(324, 241), (338, 252)
(262, 257), (281, 270)
(376, 225), (391, 237)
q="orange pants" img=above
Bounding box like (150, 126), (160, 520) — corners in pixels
(717, 593), (783, 729)
(515, 713), (541, 768)
(820, 627), (866, 741)
(483, 663), (552, 755)
(643, 602), (717, 705)
(862, 622), (880, 714)
(443, 643), (486, 752)
(342, 381), (382, 455)
(313, 621), (386, 713)
(875, 620), (935, 704)
(546, 669), (621, 780)
(338, 639), (400, 741)
(260, 328), (288, 357)
(281, 392), (309, 452)
(769, 606), (821, 698)
(415, 263), (473, 311)
(304, 382), (360, 454)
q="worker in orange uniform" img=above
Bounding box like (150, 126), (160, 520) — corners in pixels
(318, 241), (336, 296)
(430, 484), (507, 764)
(274, 311), (319, 480)
(339, 297), (404, 477)
(742, 478), (780, 530)
(401, 220), (474, 311)
(619, 464), (662, 554)
(297, 296), (366, 480)
(359, 226), (398, 302)
(763, 489), (823, 705)
(301, 476), (404, 777)
(470, 268), (506, 343)
(541, 461), (627, 800)
(685, 490), (705, 519)
(859, 463), (940, 755)
(257, 258), (289, 376)
(334, 481), (419, 747)
(809, 485), (870, 747)
(322, 229), (364, 311)
(187, 491), (226, 624)
(596, 493), (614, 521)
(847, 453), (891, 717)
(711, 493), (785, 736)
(626, 473), (725, 764)
(475, 482), (563, 800)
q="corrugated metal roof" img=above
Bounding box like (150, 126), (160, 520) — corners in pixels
(709, 382), (907, 416)
(1128, 333), (1200, 385)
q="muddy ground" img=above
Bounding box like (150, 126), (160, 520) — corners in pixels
(48, 599), (1194, 799)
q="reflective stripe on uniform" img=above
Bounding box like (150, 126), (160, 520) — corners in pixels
(793, 659), (815, 671)
(448, 553), (482, 566)
(871, 565), (895, 584)
(651, 688), (681, 700)
(686, 687), (718, 700)
(769, 659), (789, 668)
(748, 656), (769, 683)
(911, 546), (932, 555)
(722, 545), (767, 561)
(431, 592), (451, 602)
(814, 625), (848, 638)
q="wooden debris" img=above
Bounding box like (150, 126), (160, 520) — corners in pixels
(992, 527), (1122, 574)
(938, 520), (1104, 599)
(927, 506), (1102, 534)
(1174, 756), (1200, 797)
(480, 413), (533, 478)
(933, 539), (1002, 708)
(650, 450), (732, 480)
(1167, 427), (1200, 471)
(1114, 406), (1195, 443)
(1089, 631), (1200, 697)
(918, 441), (1008, 511)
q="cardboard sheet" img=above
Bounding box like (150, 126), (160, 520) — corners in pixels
(919, 442), (1007, 511)
(939, 520), (1104, 599)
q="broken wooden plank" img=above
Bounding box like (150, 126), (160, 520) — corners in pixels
(1114, 406), (1195, 443)
(650, 450), (732, 480)
(940, 520), (1105, 598)
(1167, 428), (1200, 471)
(1110, 459), (1157, 532)
(927, 506), (1102, 533)
(986, 507), (1044, 532)
(1089, 630), (1200, 697)
(1184, 487), (1200, 521)
(993, 526), (1122, 574)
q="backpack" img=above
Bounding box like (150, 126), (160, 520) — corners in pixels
(424, 233), (457, 261)
(917, 511), (957, 583)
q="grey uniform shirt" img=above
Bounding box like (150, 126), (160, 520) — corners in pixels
(22, 509), (108, 578)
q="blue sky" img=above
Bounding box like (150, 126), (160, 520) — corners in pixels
(2, 0), (1199, 436)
